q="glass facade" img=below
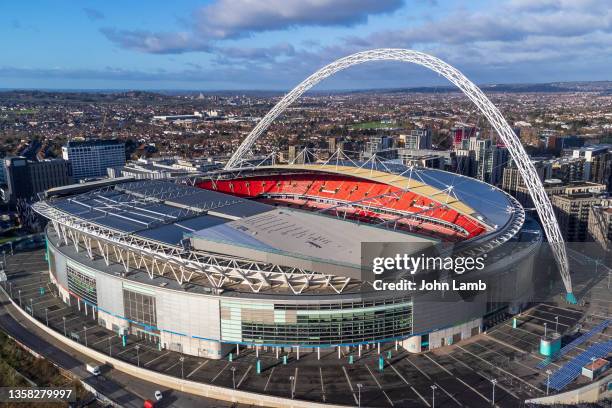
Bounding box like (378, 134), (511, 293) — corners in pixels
(123, 288), (157, 328)
(66, 263), (97, 305)
(47, 242), (56, 279)
(221, 298), (412, 346)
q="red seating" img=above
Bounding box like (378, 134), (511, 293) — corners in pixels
(196, 173), (486, 240)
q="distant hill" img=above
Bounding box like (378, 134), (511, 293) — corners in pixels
(343, 81), (612, 94)
(1, 81), (611, 97)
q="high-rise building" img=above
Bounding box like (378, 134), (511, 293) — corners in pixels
(502, 167), (522, 197)
(550, 156), (586, 182)
(327, 137), (337, 154)
(549, 182), (609, 242)
(572, 145), (612, 191)
(452, 126), (477, 149)
(62, 139), (125, 181)
(287, 144), (315, 164)
(502, 160), (550, 198)
(2, 157), (73, 204)
(588, 205), (612, 253)
(468, 137), (507, 185)
(362, 135), (396, 160)
(396, 149), (451, 169)
(403, 129), (432, 150)
(287, 145), (302, 163)
(366, 135), (394, 154)
(453, 149), (476, 177)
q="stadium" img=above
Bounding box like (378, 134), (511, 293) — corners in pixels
(33, 158), (544, 360)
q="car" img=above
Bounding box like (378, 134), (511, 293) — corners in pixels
(86, 363), (101, 376)
(154, 391), (163, 401)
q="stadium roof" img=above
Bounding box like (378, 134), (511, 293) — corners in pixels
(49, 179), (274, 246)
(191, 207), (437, 278)
(218, 162), (516, 231)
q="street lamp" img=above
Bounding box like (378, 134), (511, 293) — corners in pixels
(357, 383), (363, 407)
(231, 366), (236, 389)
(29, 298), (33, 316)
(431, 384), (438, 408)
(83, 325), (88, 347)
(555, 316), (559, 334)
(180, 357), (185, 379)
(45, 308), (49, 326)
(289, 375), (295, 399)
(62, 316), (66, 336)
(135, 345), (140, 367)
(546, 369), (552, 395)
(590, 357), (597, 382)
(490, 379), (497, 406)
(108, 337), (112, 356)
(544, 322), (547, 337)
(18, 289), (21, 306)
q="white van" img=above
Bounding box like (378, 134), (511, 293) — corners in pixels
(86, 363), (101, 376)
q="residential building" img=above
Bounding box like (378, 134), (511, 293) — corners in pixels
(588, 205), (612, 253)
(366, 135), (394, 155)
(549, 182), (609, 242)
(62, 139), (126, 180)
(402, 129), (432, 150)
(468, 137), (507, 185)
(502, 160), (550, 198)
(452, 149), (476, 177)
(396, 149), (450, 169)
(2, 157), (73, 204)
(572, 145), (612, 190)
(327, 137), (337, 153)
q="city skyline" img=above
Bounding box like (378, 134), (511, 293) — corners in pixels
(2, 0), (612, 90)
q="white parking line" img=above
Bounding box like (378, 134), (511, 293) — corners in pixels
(534, 304), (582, 315)
(472, 342), (540, 375)
(164, 361), (180, 372)
(211, 362), (230, 383)
(61, 316), (82, 325)
(319, 367), (326, 402)
(93, 335), (115, 346)
(264, 366), (275, 392)
(116, 343), (140, 357)
(387, 361), (430, 407)
(144, 351), (170, 367)
(30, 298), (59, 306)
(11, 280), (47, 290)
(522, 314), (570, 327)
(48, 306), (70, 314)
(456, 345), (543, 394)
(419, 355), (462, 406)
(435, 354), (491, 404)
(405, 356), (431, 380)
(237, 365), (252, 388)
(187, 360), (209, 378)
(341, 366), (359, 405)
(8, 262), (48, 267)
(447, 352), (522, 402)
(485, 333), (561, 369)
(364, 363), (394, 406)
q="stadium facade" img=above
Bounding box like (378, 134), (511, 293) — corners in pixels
(34, 160), (543, 359)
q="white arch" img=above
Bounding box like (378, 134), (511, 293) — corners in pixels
(225, 48), (574, 300)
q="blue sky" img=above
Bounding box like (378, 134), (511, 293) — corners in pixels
(2, 0), (611, 90)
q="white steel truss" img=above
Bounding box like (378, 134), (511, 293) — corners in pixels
(34, 201), (354, 295)
(224, 48), (573, 299)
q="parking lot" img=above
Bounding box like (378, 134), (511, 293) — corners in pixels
(2, 248), (608, 407)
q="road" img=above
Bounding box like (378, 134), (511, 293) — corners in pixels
(0, 285), (247, 408)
